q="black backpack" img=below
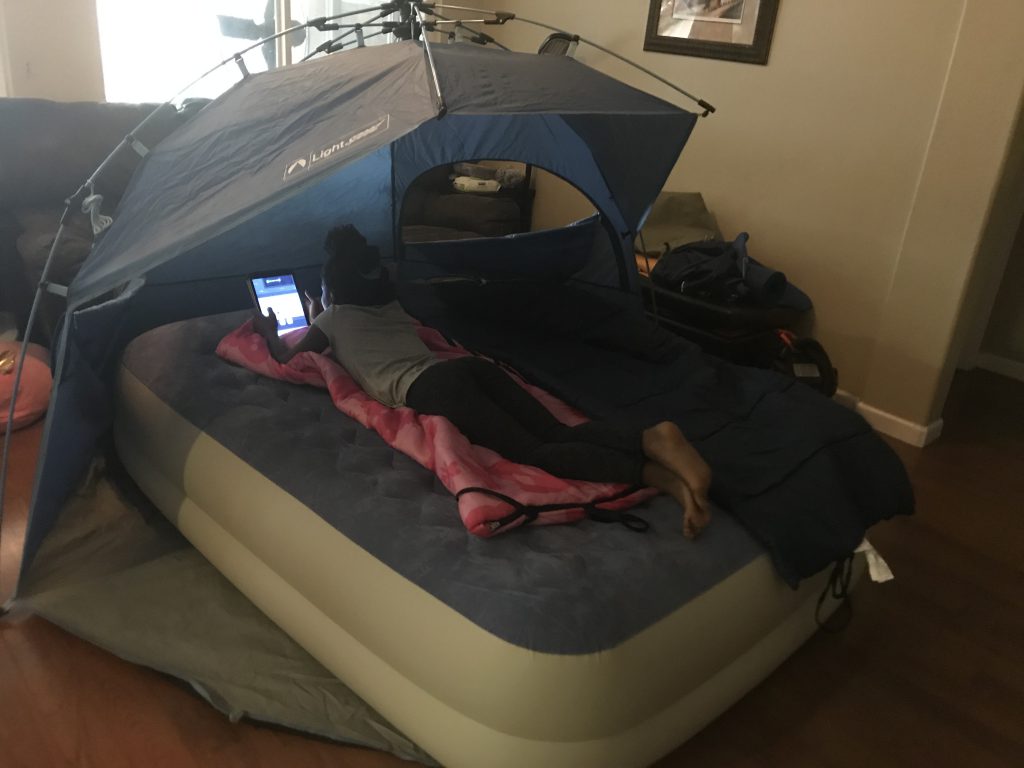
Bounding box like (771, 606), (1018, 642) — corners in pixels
(773, 331), (838, 397)
(650, 233), (811, 311)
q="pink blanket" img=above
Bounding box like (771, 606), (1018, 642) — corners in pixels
(216, 320), (654, 535)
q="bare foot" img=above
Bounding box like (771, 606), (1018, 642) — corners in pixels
(642, 462), (712, 539)
(642, 422), (712, 506)
(679, 484), (711, 540)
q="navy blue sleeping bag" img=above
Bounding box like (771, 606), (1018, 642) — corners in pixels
(403, 281), (914, 588)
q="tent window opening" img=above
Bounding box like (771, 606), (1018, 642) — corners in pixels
(401, 161), (539, 242)
(400, 162), (620, 290)
(97, 1), (388, 104)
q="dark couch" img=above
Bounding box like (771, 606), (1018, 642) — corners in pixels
(0, 98), (186, 342)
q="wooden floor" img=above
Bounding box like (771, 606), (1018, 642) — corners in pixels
(1, 370), (1022, 767)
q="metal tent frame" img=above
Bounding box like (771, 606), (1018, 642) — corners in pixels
(0, 0), (714, 610)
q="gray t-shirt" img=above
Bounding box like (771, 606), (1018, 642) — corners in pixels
(313, 301), (439, 407)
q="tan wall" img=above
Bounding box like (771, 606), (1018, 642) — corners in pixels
(949, 94), (1024, 375)
(484, 0), (1024, 428)
(952, 99), (1024, 371)
(981, 216), (1024, 362)
(0, 3), (9, 97)
(859, 2), (1024, 424)
(530, 170), (595, 232)
(2, 1), (1020, 428)
(1, 0), (104, 101)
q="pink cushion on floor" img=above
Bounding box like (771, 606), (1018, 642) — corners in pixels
(0, 342), (52, 431)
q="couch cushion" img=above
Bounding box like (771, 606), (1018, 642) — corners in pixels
(0, 210), (31, 319)
(0, 99), (173, 208)
(13, 208), (94, 287)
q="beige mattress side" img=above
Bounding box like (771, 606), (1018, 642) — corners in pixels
(116, 366), (843, 744)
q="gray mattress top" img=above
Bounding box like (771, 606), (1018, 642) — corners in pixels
(121, 311), (765, 654)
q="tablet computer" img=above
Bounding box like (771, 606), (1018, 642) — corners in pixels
(248, 272), (309, 336)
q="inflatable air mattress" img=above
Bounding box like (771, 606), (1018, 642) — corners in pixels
(115, 311), (857, 768)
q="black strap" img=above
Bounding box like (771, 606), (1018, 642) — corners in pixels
(815, 554), (854, 633)
(456, 485), (649, 534)
(584, 504), (650, 532)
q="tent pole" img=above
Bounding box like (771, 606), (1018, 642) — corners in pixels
(637, 231), (662, 327)
(516, 14), (717, 115)
(430, 4), (716, 115)
(275, 0), (293, 68)
(301, 8), (391, 61)
(426, 14), (511, 50)
(0, 99), (183, 605)
(552, 27), (716, 116)
(414, 4), (447, 117)
(180, 6), (390, 97)
(0, 2), (411, 598)
(0, 80), (222, 604)
(0, 216), (71, 606)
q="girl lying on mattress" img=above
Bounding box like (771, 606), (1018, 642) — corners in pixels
(252, 225), (714, 539)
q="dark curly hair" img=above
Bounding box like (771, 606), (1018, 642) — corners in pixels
(321, 225), (391, 306)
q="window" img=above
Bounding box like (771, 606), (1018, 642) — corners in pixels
(97, 0), (389, 104)
(294, 1), (390, 60)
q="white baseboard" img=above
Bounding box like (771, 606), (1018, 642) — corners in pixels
(831, 389), (860, 410)
(834, 389), (943, 447)
(856, 403), (943, 447)
(975, 352), (1024, 384)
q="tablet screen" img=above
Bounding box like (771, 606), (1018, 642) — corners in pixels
(250, 274), (309, 336)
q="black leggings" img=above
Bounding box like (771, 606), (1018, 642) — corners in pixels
(405, 357), (645, 484)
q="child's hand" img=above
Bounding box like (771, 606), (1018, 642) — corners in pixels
(252, 308), (278, 340)
(305, 290), (324, 321)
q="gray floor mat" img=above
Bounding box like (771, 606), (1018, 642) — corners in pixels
(18, 458), (437, 766)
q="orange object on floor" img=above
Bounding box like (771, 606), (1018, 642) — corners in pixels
(0, 342), (52, 432)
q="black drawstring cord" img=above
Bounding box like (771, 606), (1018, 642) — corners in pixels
(584, 504), (649, 532)
(815, 554), (854, 633)
(456, 485), (649, 533)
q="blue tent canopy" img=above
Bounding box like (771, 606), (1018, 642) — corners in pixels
(16, 41), (697, 590)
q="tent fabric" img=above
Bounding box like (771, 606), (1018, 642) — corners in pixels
(70, 42), (695, 307)
(70, 43), (436, 305)
(18, 41), (697, 590)
(19, 461), (437, 765)
(402, 214), (600, 280)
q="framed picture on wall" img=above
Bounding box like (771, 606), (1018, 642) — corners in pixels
(643, 0), (780, 65)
